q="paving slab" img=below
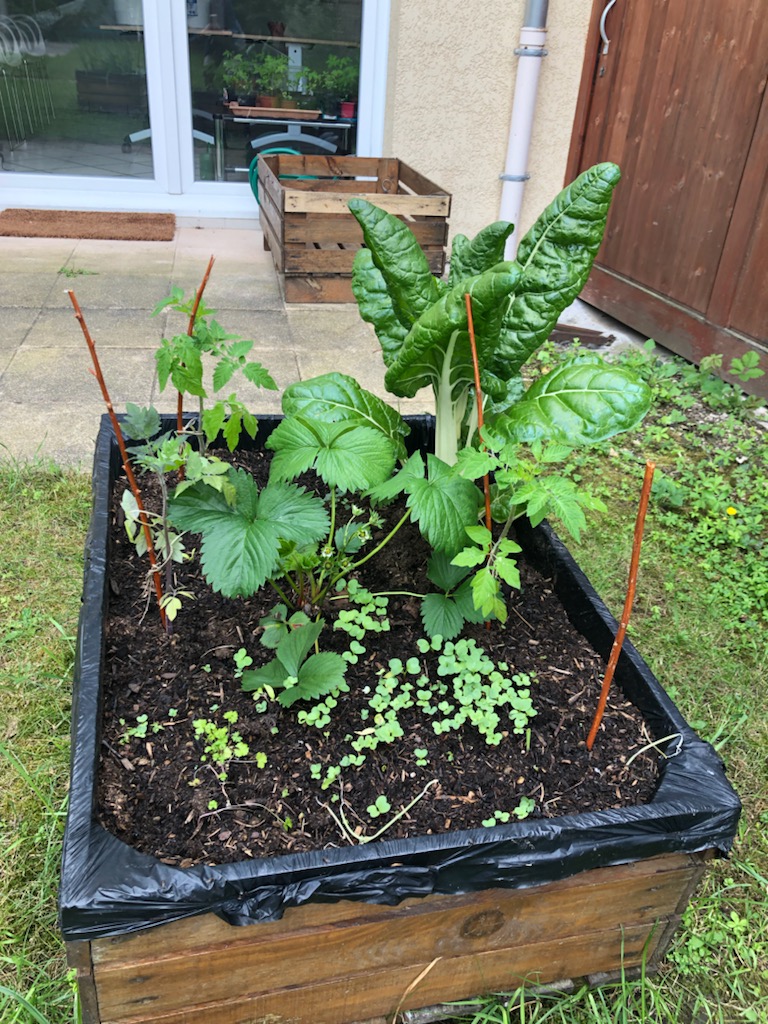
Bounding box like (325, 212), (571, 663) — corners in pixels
(191, 309), (292, 348)
(2, 272), (61, 309)
(70, 238), (177, 275)
(0, 347), (156, 407)
(170, 270), (283, 312)
(0, 236), (78, 272)
(0, 308), (40, 352)
(44, 274), (175, 311)
(23, 307), (168, 350)
(0, 405), (105, 466)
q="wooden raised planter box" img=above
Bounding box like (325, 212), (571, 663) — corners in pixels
(68, 852), (711, 1024)
(257, 155), (451, 303)
(61, 416), (740, 1024)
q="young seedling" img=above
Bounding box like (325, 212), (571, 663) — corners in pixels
(153, 261), (277, 454)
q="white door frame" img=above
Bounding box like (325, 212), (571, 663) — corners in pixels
(0, 0), (390, 219)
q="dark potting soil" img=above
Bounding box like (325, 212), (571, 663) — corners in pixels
(98, 449), (660, 867)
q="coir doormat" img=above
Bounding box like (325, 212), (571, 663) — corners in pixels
(0, 209), (176, 241)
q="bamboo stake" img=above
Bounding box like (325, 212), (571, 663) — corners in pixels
(586, 460), (656, 751)
(69, 291), (168, 631)
(177, 254), (215, 436)
(465, 292), (494, 632)
(464, 292), (493, 531)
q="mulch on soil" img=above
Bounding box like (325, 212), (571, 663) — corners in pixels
(98, 449), (660, 867)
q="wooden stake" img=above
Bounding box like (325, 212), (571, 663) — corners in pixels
(69, 290), (168, 631)
(177, 254), (215, 436)
(465, 292), (493, 531)
(586, 460), (656, 751)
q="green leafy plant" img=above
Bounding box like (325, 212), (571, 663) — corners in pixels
(348, 163), (651, 466)
(240, 613), (347, 707)
(221, 50), (259, 96)
(153, 287), (277, 454)
(448, 435), (608, 627)
(192, 710), (250, 780)
(312, 54), (359, 112)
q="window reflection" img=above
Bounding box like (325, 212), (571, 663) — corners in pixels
(188, 1), (362, 182)
(0, 1), (152, 179)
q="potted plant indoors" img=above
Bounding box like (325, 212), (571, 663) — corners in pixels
(221, 49), (258, 105)
(61, 163), (740, 1024)
(315, 53), (359, 117)
(253, 52), (295, 107)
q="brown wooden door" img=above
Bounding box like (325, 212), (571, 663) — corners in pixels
(567, 0), (768, 397)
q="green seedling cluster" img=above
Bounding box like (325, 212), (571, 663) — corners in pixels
(192, 710), (252, 780)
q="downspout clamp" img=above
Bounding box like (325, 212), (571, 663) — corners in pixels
(499, 0), (549, 259)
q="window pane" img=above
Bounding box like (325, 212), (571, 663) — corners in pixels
(0, 2), (153, 179)
(188, 0), (362, 183)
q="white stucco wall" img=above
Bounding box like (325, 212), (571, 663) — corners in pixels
(385, 0), (593, 243)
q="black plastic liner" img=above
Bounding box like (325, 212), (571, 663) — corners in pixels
(59, 415), (741, 941)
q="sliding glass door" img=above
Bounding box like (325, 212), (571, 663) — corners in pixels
(0, 0), (388, 213)
(0, 1), (153, 179)
(185, 0), (363, 184)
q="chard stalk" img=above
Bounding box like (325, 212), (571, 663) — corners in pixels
(435, 331), (460, 464)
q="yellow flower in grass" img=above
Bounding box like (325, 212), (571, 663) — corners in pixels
(726, 507), (738, 516)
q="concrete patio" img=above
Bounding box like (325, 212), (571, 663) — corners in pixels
(0, 225), (645, 467)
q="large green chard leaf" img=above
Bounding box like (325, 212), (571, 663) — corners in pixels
(348, 198), (441, 332)
(497, 162), (621, 376)
(282, 373), (409, 462)
(496, 357), (652, 444)
(448, 221), (515, 286)
(168, 468), (328, 597)
(349, 249), (409, 367)
(384, 261), (521, 400)
(266, 417), (396, 493)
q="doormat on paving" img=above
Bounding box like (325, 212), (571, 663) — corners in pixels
(0, 210), (176, 241)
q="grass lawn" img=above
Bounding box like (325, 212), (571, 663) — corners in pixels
(0, 344), (766, 1023)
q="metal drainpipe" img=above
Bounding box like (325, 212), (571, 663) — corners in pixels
(499, 0), (549, 259)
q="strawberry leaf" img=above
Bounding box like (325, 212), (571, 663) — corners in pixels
(168, 469), (328, 597)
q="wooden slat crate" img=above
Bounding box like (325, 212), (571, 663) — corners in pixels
(258, 155), (451, 303)
(67, 851), (709, 1024)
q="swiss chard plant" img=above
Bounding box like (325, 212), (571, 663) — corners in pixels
(347, 162), (651, 465)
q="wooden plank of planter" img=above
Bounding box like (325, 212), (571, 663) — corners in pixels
(284, 191), (450, 216)
(265, 155), (396, 179)
(66, 941), (101, 1023)
(259, 211), (283, 273)
(284, 178), (386, 195)
(82, 924), (672, 1024)
(257, 180), (283, 250)
(283, 275), (356, 302)
(79, 852), (705, 1024)
(257, 159), (287, 218)
(399, 160), (451, 204)
(284, 245), (363, 274)
(281, 243), (445, 278)
(283, 214), (448, 247)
